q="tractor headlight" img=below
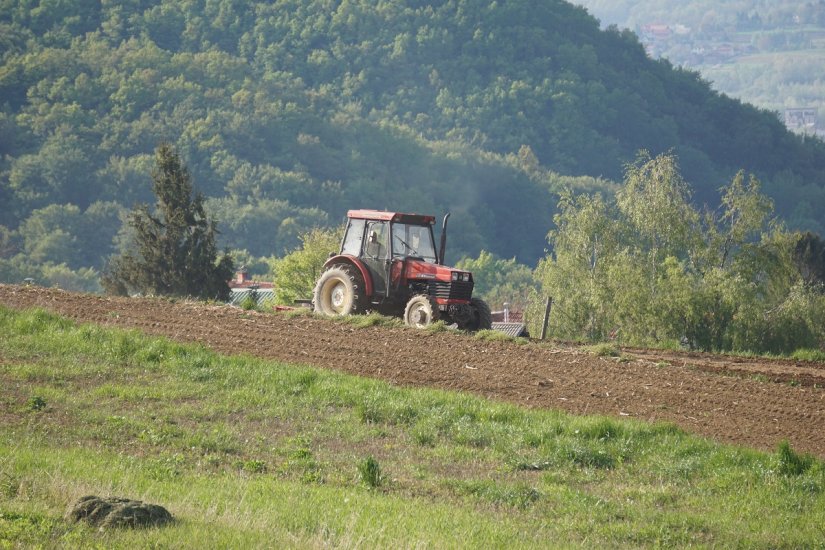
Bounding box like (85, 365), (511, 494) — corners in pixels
(451, 271), (459, 281)
(462, 273), (470, 282)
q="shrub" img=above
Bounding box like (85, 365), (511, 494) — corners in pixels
(240, 295), (257, 311)
(358, 456), (382, 488)
(425, 320), (449, 333)
(474, 329), (513, 342)
(776, 441), (814, 477)
(587, 343), (620, 357)
(240, 459), (267, 474)
(26, 395), (47, 412)
(271, 227), (341, 305)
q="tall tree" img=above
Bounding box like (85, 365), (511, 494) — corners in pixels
(102, 143), (233, 300)
(535, 152), (821, 354)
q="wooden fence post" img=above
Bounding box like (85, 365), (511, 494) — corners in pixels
(540, 297), (553, 340)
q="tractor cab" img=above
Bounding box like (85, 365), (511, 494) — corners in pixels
(313, 209), (492, 331)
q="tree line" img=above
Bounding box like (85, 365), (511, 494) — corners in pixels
(69, 143), (824, 359)
(531, 152), (825, 355)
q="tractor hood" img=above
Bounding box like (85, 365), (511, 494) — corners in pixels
(402, 259), (472, 284)
(394, 258), (474, 305)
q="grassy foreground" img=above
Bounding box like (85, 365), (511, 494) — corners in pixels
(1, 307), (824, 548)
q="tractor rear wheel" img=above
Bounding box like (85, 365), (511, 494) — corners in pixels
(313, 265), (365, 317)
(403, 295), (440, 328)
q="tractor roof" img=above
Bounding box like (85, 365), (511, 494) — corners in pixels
(347, 209), (435, 225)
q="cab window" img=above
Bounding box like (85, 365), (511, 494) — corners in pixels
(391, 223), (437, 263)
(342, 219), (366, 255)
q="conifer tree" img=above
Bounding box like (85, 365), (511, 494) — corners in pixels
(102, 144), (233, 300)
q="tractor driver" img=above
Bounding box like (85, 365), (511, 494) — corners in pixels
(366, 221), (388, 258)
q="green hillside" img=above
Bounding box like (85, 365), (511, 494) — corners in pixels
(1, 0), (824, 288)
(575, 1), (825, 170)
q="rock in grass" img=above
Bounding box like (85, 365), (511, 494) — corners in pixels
(68, 495), (173, 529)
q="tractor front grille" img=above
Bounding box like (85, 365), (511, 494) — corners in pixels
(427, 280), (473, 301)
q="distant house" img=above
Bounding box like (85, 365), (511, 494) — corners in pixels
(228, 267), (275, 307)
(785, 108), (818, 135)
(641, 23), (672, 41)
(491, 310), (523, 323)
(672, 24), (691, 36)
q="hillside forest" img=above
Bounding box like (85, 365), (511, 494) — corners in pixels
(576, 0), (825, 137)
(2, 0), (825, 354)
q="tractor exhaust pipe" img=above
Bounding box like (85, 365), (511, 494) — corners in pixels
(439, 212), (450, 265)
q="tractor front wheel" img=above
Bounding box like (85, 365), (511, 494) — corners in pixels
(313, 265), (364, 316)
(403, 295), (440, 328)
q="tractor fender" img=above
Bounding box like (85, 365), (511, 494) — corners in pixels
(322, 255), (374, 297)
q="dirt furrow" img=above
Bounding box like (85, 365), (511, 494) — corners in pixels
(2, 284), (824, 457)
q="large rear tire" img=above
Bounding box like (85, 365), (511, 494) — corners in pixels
(312, 265), (365, 317)
(403, 295), (440, 328)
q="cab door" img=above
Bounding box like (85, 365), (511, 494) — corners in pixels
(362, 220), (389, 298)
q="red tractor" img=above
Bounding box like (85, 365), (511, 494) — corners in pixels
(312, 209), (492, 331)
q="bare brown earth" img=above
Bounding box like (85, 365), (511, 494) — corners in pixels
(2, 284), (825, 457)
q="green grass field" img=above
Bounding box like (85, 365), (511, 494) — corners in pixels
(1, 306), (824, 548)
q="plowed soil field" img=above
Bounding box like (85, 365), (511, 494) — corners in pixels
(3, 284), (825, 457)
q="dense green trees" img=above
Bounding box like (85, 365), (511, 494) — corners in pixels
(102, 144), (234, 300)
(535, 152), (824, 354)
(2, 0), (825, 279)
(0, 200), (123, 291)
